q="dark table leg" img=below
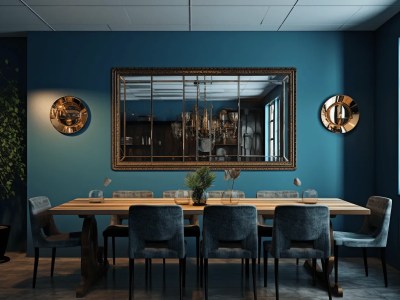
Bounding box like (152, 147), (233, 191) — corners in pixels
(76, 215), (107, 298)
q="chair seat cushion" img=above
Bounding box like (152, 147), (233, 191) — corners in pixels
(334, 231), (376, 247)
(206, 248), (253, 259)
(184, 224), (200, 237)
(134, 248), (180, 259)
(258, 224), (272, 237)
(277, 248), (326, 259)
(103, 225), (129, 237)
(43, 231), (81, 248)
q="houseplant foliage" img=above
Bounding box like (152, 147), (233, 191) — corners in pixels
(185, 166), (216, 206)
(0, 59), (26, 200)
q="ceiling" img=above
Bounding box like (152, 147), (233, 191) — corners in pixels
(1, 0), (400, 36)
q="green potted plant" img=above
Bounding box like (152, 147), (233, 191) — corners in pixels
(185, 166), (216, 206)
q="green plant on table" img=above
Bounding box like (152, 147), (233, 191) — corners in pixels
(185, 167), (216, 205)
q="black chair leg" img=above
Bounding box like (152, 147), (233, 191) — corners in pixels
(179, 258), (183, 300)
(103, 235), (108, 264)
(33, 247), (39, 288)
(51, 247), (56, 277)
(196, 235), (200, 269)
(274, 258), (279, 300)
(200, 253), (203, 288)
(183, 257), (186, 288)
(252, 258), (257, 300)
(322, 258), (332, 300)
(245, 258), (250, 278)
(296, 258), (299, 265)
(258, 236), (261, 264)
(264, 245), (268, 287)
(312, 258), (317, 286)
(381, 248), (388, 287)
(112, 236), (116, 265)
(129, 258), (134, 300)
(204, 258), (208, 300)
(334, 244), (338, 285)
(363, 247), (368, 277)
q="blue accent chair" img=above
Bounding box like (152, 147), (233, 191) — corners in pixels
(265, 205), (332, 300)
(202, 205), (258, 300)
(128, 205), (186, 300)
(28, 196), (81, 288)
(334, 196), (392, 287)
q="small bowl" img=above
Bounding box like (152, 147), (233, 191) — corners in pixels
(174, 198), (190, 205)
(302, 198), (318, 204)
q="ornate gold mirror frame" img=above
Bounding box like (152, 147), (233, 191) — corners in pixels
(112, 68), (296, 170)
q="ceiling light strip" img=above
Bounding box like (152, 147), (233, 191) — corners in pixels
(20, 0), (55, 31)
(277, 0), (299, 31)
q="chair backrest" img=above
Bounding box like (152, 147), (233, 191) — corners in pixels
(359, 196), (392, 246)
(207, 190), (245, 198)
(256, 190), (299, 198)
(202, 205), (258, 258)
(163, 190), (192, 198)
(128, 205), (185, 258)
(113, 190), (154, 198)
(28, 196), (59, 247)
(271, 205), (330, 258)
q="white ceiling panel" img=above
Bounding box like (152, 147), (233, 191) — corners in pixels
(279, 24), (342, 31)
(109, 24), (188, 31)
(0, 6), (43, 25)
(25, 0), (188, 5)
(194, 0), (296, 5)
(52, 24), (111, 31)
(192, 24), (280, 31)
(260, 6), (293, 25)
(0, 24), (50, 32)
(32, 6), (131, 25)
(345, 5), (400, 25)
(0, 0), (23, 5)
(297, 0), (400, 5)
(192, 6), (269, 25)
(286, 6), (361, 25)
(124, 6), (188, 25)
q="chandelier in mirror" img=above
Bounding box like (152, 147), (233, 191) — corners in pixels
(112, 68), (296, 170)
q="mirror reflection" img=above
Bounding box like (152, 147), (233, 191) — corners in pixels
(112, 68), (296, 170)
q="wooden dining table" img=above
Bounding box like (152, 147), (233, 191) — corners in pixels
(50, 197), (370, 298)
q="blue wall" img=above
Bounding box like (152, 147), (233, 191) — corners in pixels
(27, 31), (376, 257)
(376, 13), (400, 269)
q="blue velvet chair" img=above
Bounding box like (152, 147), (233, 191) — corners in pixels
(128, 205), (185, 300)
(334, 196), (392, 287)
(256, 190), (299, 264)
(103, 190), (153, 265)
(28, 196), (81, 288)
(265, 205), (331, 300)
(163, 190), (200, 269)
(202, 205), (258, 300)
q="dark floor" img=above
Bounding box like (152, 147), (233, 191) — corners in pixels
(1, 252), (400, 299)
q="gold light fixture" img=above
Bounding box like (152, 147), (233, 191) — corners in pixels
(50, 96), (88, 134)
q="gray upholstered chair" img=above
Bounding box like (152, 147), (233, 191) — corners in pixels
(128, 205), (185, 300)
(334, 196), (392, 287)
(207, 190), (245, 198)
(103, 190), (153, 264)
(265, 205), (331, 300)
(202, 205), (258, 300)
(163, 190), (200, 269)
(28, 196), (81, 288)
(256, 190), (299, 264)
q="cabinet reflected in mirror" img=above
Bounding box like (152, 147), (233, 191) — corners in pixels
(112, 68), (296, 170)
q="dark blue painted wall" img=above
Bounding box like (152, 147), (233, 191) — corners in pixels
(27, 31), (376, 258)
(376, 13), (400, 269)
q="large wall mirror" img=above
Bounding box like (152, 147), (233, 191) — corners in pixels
(112, 68), (296, 170)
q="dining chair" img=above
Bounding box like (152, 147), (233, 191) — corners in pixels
(256, 190), (299, 264)
(128, 205), (186, 300)
(103, 190), (153, 265)
(333, 196), (392, 287)
(207, 190), (246, 198)
(163, 190), (200, 269)
(265, 205), (331, 300)
(28, 196), (81, 288)
(202, 205), (258, 300)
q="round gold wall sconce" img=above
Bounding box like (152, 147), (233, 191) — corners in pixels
(50, 96), (88, 134)
(320, 95), (359, 133)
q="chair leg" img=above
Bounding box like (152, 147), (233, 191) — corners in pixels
(264, 244), (268, 287)
(112, 236), (116, 265)
(183, 257), (186, 288)
(362, 247), (368, 277)
(312, 258), (317, 286)
(381, 248), (388, 287)
(179, 258), (183, 300)
(129, 258), (134, 300)
(103, 235), (108, 264)
(258, 235), (261, 264)
(245, 258), (250, 278)
(296, 258), (299, 265)
(252, 258), (257, 300)
(274, 258), (279, 300)
(51, 247), (56, 277)
(322, 258), (332, 300)
(33, 247), (39, 288)
(196, 235), (200, 269)
(334, 243), (338, 285)
(204, 258), (208, 300)
(200, 253), (203, 288)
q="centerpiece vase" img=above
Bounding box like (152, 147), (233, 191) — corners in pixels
(192, 189), (208, 206)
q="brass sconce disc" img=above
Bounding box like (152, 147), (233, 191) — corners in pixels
(320, 95), (359, 133)
(50, 96), (88, 134)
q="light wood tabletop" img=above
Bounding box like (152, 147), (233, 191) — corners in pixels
(50, 197), (370, 217)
